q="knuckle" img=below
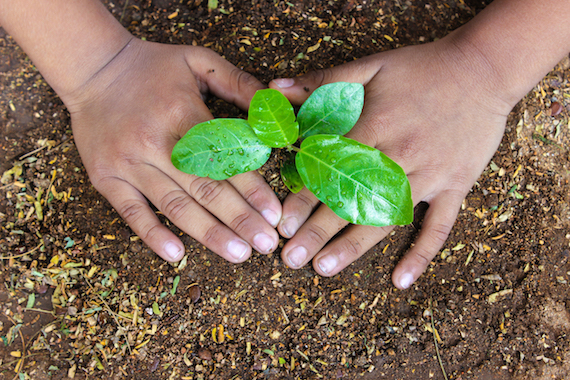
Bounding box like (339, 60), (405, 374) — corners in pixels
(202, 223), (225, 248)
(429, 222), (453, 246)
(304, 224), (329, 247)
(166, 98), (193, 125)
(394, 135), (420, 161)
(117, 199), (148, 222)
(230, 211), (250, 235)
(411, 246), (433, 268)
(291, 191), (317, 212)
(160, 189), (191, 221)
(339, 235), (362, 259)
(190, 177), (225, 206)
(306, 68), (333, 89)
(141, 222), (163, 243)
(242, 185), (264, 207)
(233, 69), (260, 90)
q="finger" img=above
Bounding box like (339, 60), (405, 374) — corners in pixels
(312, 224), (395, 276)
(281, 205), (348, 269)
(94, 176), (186, 262)
(186, 47), (265, 110)
(227, 171), (282, 228)
(99, 172), (258, 263)
(165, 171), (279, 255)
(278, 187), (320, 238)
(268, 53), (384, 104)
(391, 188), (465, 289)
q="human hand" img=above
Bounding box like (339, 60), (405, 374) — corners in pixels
(269, 37), (515, 289)
(63, 39), (281, 263)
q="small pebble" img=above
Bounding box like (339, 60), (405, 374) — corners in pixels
(550, 102), (563, 116)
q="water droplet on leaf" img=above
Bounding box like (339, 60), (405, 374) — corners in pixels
(337, 201), (344, 208)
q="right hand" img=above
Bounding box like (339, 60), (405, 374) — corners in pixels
(63, 38), (281, 263)
(270, 36), (514, 288)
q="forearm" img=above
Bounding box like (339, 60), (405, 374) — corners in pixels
(447, 0), (570, 107)
(0, 0), (132, 100)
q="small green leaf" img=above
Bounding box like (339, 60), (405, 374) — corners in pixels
(298, 82), (364, 139)
(280, 155), (304, 193)
(152, 301), (162, 317)
(207, 0), (218, 9)
(172, 119), (271, 180)
(296, 135), (412, 226)
(63, 237), (74, 249)
(248, 89), (299, 148)
(171, 275), (180, 296)
(26, 293), (36, 309)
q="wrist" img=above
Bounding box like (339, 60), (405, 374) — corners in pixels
(440, 0), (570, 110)
(0, 0), (133, 101)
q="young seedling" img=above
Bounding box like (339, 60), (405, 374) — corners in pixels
(171, 82), (413, 227)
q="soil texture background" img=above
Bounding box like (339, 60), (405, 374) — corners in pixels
(1, 1), (570, 379)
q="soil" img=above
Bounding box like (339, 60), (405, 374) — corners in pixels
(1, 1), (570, 379)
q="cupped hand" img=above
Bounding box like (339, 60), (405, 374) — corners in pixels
(270, 35), (514, 289)
(63, 38), (281, 263)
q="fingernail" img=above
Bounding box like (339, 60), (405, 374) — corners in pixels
(281, 217), (299, 238)
(261, 209), (280, 227)
(399, 273), (414, 289)
(318, 254), (339, 275)
(273, 78), (295, 88)
(253, 233), (275, 253)
(287, 246), (307, 267)
(227, 239), (249, 261)
(164, 242), (183, 261)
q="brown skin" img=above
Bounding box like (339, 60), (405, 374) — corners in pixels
(2, 0), (570, 288)
(0, 0), (282, 263)
(270, 0), (570, 289)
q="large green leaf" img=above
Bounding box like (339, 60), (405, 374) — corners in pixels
(295, 135), (412, 226)
(297, 82), (364, 139)
(248, 89), (299, 148)
(280, 154), (304, 193)
(171, 119), (271, 180)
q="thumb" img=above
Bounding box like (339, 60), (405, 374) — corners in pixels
(268, 53), (384, 105)
(186, 46), (265, 110)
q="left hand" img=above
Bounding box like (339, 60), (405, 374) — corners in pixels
(269, 36), (514, 289)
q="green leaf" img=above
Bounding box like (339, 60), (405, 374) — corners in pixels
(280, 155), (304, 193)
(248, 89), (299, 148)
(26, 293), (36, 309)
(152, 301), (162, 317)
(296, 135), (413, 226)
(171, 275), (180, 296)
(172, 119), (272, 180)
(297, 82), (364, 139)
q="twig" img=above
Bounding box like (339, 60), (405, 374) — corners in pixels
(119, 0), (130, 23)
(429, 298), (448, 380)
(18, 145), (48, 160)
(0, 242), (43, 260)
(0, 353), (43, 370)
(24, 307), (55, 316)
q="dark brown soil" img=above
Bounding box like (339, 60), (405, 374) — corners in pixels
(1, 1), (570, 379)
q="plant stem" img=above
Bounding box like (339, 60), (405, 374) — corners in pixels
(287, 145), (301, 153)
